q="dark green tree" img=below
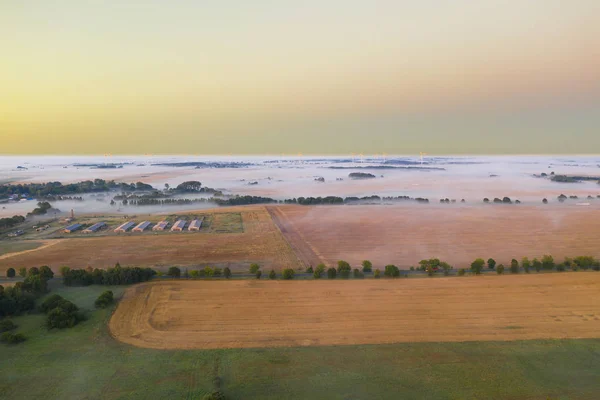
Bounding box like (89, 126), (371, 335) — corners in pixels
(487, 258), (496, 269)
(510, 259), (519, 274)
(268, 270), (276, 280)
(167, 266), (181, 277)
(496, 264), (505, 274)
(384, 265), (400, 277)
(223, 267), (232, 279)
(249, 263), (260, 274)
(327, 267), (337, 279)
(6, 268), (15, 278)
(470, 258), (485, 275)
(282, 269), (295, 280)
(361, 260), (373, 273)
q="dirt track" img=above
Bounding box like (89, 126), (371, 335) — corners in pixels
(110, 273), (600, 350)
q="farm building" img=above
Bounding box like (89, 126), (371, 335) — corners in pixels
(171, 220), (187, 231)
(152, 220), (169, 231)
(83, 222), (106, 233)
(114, 221), (135, 233)
(64, 223), (82, 233)
(188, 218), (204, 231)
(132, 221), (151, 232)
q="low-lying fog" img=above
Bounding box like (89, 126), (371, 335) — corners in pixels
(1, 155), (600, 217)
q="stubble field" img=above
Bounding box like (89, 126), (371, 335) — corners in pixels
(110, 273), (600, 350)
(270, 204), (600, 268)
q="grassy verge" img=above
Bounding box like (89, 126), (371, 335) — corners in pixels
(0, 281), (599, 399)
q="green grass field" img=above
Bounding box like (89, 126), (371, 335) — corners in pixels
(0, 240), (43, 255)
(1, 281), (599, 399)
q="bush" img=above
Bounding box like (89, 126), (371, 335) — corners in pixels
(457, 268), (466, 276)
(374, 269), (381, 278)
(6, 268), (15, 278)
(327, 268), (337, 279)
(487, 258), (496, 269)
(496, 264), (505, 274)
(223, 267), (232, 279)
(202, 391), (225, 400)
(249, 263), (260, 274)
(46, 299), (84, 330)
(384, 265), (400, 278)
(361, 260), (372, 273)
(268, 270), (276, 280)
(255, 270), (262, 279)
(1, 332), (26, 344)
(190, 270), (200, 279)
(39, 294), (65, 313)
(94, 290), (114, 309)
(353, 268), (364, 279)
(306, 266), (313, 273)
(314, 264), (326, 279)
(282, 269), (295, 280)
(409, 266), (415, 271)
(167, 267), (181, 277)
(556, 263), (566, 272)
(510, 259), (519, 274)
(470, 258), (485, 275)
(0, 319), (17, 333)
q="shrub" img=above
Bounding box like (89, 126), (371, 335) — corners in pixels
(202, 391), (225, 400)
(496, 264), (505, 274)
(1, 332), (26, 344)
(268, 270), (276, 280)
(190, 270), (200, 279)
(255, 270), (262, 279)
(353, 268), (364, 279)
(487, 258), (496, 269)
(223, 267), (232, 279)
(0, 319), (17, 333)
(45, 299), (83, 330)
(361, 260), (372, 273)
(510, 259), (519, 274)
(167, 267), (181, 277)
(94, 290), (114, 309)
(282, 269), (295, 280)
(384, 265), (400, 278)
(249, 263), (260, 274)
(6, 268), (15, 278)
(457, 268), (466, 276)
(327, 268), (337, 279)
(556, 263), (566, 272)
(306, 266), (313, 273)
(39, 294), (65, 313)
(374, 269), (381, 278)
(470, 258), (485, 275)
(313, 264), (325, 279)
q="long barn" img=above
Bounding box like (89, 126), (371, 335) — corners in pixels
(188, 218), (204, 231)
(83, 222), (106, 233)
(114, 221), (135, 233)
(152, 221), (169, 231)
(171, 220), (187, 231)
(132, 221), (151, 232)
(64, 223), (82, 233)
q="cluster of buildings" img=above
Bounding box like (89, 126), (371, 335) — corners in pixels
(63, 217), (204, 234)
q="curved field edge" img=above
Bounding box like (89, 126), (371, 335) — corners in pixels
(109, 274), (600, 350)
(1, 281), (600, 399)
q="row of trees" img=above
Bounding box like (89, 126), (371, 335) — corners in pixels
(469, 255), (600, 275)
(62, 264), (156, 286)
(1, 266), (53, 317)
(0, 179), (154, 200)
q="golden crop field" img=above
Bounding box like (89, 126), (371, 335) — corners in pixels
(0, 207), (301, 272)
(109, 273), (600, 350)
(270, 204), (600, 268)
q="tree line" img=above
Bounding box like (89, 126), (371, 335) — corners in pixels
(61, 264), (156, 286)
(0, 179), (155, 200)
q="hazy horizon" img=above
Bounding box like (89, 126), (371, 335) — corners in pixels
(2, 1), (599, 155)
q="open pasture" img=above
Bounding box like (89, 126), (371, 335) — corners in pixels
(0, 207), (301, 273)
(110, 273), (600, 350)
(270, 204), (600, 268)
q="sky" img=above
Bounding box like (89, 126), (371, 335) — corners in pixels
(1, 0), (599, 155)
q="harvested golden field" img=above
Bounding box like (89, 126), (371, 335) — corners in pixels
(110, 273), (600, 349)
(270, 204), (600, 268)
(0, 207), (301, 273)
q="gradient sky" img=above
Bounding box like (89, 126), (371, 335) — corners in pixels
(1, 1), (599, 155)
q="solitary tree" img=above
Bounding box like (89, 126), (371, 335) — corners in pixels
(327, 267), (337, 279)
(269, 270), (276, 280)
(6, 268), (15, 278)
(249, 263), (260, 274)
(361, 260), (373, 273)
(470, 258), (485, 275)
(223, 267), (232, 279)
(487, 258), (496, 270)
(510, 259), (519, 274)
(282, 269), (295, 280)
(384, 265), (400, 278)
